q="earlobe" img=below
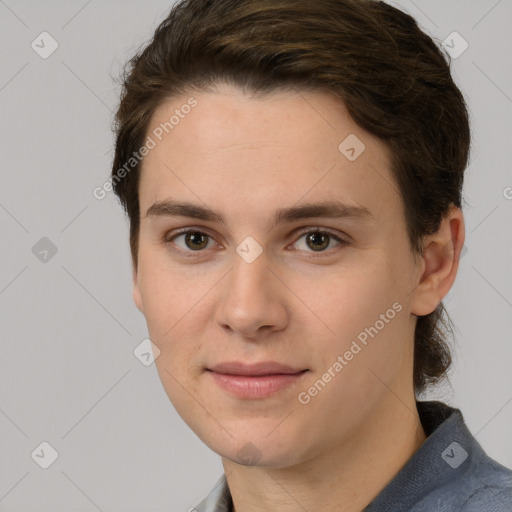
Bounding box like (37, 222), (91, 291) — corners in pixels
(132, 265), (144, 313)
(410, 206), (465, 316)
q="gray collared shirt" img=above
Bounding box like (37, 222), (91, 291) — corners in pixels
(193, 401), (512, 511)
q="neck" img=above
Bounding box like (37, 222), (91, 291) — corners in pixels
(222, 394), (427, 512)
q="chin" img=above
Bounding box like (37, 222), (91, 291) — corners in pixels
(198, 424), (312, 469)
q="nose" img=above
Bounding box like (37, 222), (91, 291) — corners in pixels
(214, 248), (289, 340)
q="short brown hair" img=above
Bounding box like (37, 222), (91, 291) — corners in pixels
(111, 0), (471, 395)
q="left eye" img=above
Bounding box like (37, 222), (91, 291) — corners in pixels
(292, 230), (345, 253)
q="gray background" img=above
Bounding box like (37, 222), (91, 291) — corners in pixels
(0, 0), (511, 510)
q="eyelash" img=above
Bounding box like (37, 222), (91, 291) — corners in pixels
(163, 227), (349, 259)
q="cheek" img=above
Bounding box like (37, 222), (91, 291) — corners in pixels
(137, 249), (201, 336)
(137, 255), (212, 370)
(311, 255), (410, 381)
(310, 257), (395, 330)
(296, 275), (410, 429)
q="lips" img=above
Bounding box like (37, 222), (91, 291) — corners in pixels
(206, 361), (309, 399)
(207, 361), (308, 376)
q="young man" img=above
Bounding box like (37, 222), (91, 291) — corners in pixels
(110, 0), (512, 510)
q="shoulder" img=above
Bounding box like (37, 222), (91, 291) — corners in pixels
(457, 455), (512, 512)
(459, 483), (512, 512)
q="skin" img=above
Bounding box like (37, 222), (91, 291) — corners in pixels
(132, 82), (465, 512)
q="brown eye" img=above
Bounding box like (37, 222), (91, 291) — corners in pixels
(166, 230), (215, 255)
(305, 232), (330, 251)
(293, 229), (345, 254)
(183, 231), (210, 250)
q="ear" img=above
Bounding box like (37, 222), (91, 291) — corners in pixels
(410, 205), (465, 316)
(132, 262), (144, 313)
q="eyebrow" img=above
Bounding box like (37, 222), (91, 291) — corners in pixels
(144, 199), (374, 229)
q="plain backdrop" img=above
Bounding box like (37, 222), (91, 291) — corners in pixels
(0, 1), (511, 510)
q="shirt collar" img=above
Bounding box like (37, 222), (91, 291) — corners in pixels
(363, 400), (472, 511)
(194, 472), (232, 512)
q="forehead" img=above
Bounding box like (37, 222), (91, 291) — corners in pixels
(145, 84), (378, 155)
(138, 84), (401, 227)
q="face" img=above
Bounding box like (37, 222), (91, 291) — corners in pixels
(133, 83), (425, 468)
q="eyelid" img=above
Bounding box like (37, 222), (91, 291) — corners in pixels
(291, 226), (348, 242)
(164, 225), (349, 256)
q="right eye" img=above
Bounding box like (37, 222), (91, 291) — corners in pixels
(165, 229), (218, 257)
